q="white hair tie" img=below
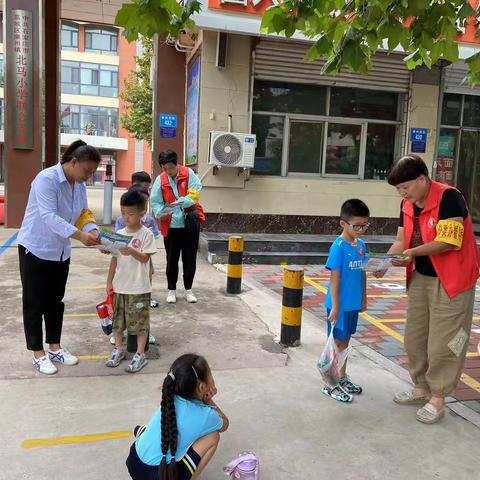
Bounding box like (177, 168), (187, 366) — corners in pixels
(168, 371), (175, 381)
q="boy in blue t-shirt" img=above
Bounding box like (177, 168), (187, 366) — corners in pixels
(323, 198), (370, 403)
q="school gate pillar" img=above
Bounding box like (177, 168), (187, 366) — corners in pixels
(4, 0), (60, 227)
(152, 35), (186, 178)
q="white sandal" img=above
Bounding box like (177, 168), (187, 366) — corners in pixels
(416, 403), (445, 424)
(393, 390), (430, 405)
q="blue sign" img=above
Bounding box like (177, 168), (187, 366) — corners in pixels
(161, 127), (176, 138)
(410, 128), (427, 143)
(160, 114), (177, 128)
(411, 141), (426, 153)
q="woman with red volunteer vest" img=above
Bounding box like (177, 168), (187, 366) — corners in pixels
(378, 154), (479, 424)
(151, 150), (204, 304)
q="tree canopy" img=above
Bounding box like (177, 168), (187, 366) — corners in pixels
(120, 36), (154, 145)
(116, 0), (480, 84)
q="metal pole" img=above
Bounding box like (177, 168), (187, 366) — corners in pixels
(102, 162), (113, 225)
(226, 236), (244, 294)
(280, 266), (304, 347)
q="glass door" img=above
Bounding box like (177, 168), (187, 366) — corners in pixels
(287, 120), (324, 175)
(457, 130), (480, 224)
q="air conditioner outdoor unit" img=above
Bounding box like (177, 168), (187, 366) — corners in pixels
(208, 131), (256, 168)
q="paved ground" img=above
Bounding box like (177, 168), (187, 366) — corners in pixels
(244, 265), (480, 417)
(1, 224), (480, 480)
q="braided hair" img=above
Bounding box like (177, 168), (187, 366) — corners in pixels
(159, 354), (210, 480)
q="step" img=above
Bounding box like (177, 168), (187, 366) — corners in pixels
(206, 250), (330, 265)
(200, 233), (394, 265)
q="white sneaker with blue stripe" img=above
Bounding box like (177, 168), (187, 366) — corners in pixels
(48, 347), (78, 366)
(33, 355), (57, 375)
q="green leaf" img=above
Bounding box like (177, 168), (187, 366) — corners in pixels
(458, 2), (474, 19)
(430, 41), (443, 64)
(306, 35), (333, 61)
(443, 40), (459, 63)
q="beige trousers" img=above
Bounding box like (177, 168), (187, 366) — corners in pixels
(405, 272), (475, 397)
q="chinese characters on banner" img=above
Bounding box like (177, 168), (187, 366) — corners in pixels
(208, 0), (278, 15)
(186, 56), (200, 165)
(9, 10), (33, 149)
(435, 134), (456, 186)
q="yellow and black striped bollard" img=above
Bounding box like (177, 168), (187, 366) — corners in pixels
(280, 266), (304, 347)
(227, 236), (244, 294)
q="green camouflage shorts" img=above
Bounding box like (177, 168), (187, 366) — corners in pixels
(113, 293), (150, 335)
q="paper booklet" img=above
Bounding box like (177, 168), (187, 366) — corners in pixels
(361, 254), (406, 272)
(97, 228), (132, 255)
(161, 203), (183, 216)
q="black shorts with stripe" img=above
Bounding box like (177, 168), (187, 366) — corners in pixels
(126, 442), (201, 480)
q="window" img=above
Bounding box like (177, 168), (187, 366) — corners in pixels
(85, 26), (118, 55)
(365, 124), (397, 180)
(60, 104), (118, 137)
(251, 115), (284, 176)
(61, 61), (80, 94)
(330, 87), (398, 121)
(325, 123), (362, 175)
(441, 93), (462, 126)
(462, 95), (480, 128)
(61, 22), (78, 51)
(253, 80), (327, 115)
(61, 61), (118, 97)
(251, 81), (401, 178)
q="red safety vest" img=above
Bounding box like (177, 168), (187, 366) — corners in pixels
(159, 165), (205, 237)
(402, 180), (479, 298)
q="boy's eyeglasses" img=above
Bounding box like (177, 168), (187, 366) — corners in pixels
(346, 222), (370, 231)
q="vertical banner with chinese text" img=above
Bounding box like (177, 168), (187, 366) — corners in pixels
(7, 9), (34, 149)
(186, 56), (201, 166)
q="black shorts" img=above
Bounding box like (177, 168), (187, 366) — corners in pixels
(126, 442), (201, 480)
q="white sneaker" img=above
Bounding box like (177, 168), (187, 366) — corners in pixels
(166, 290), (177, 303)
(48, 347), (78, 366)
(33, 355), (57, 375)
(185, 290), (197, 303)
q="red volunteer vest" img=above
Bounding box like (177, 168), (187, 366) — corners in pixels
(402, 180), (479, 298)
(159, 165), (205, 236)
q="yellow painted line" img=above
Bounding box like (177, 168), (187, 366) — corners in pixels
(376, 318), (406, 323)
(460, 374), (480, 392)
(64, 313), (96, 318)
(22, 430), (131, 449)
(466, 352), (479, 358)
(68, 285), (104, 290)
(360, 312), (405, 343)
(77, 355), (109, 361)
(304, 275), (480, 394)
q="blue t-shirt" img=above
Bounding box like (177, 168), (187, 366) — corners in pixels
(115, 214), (160, 238)
(135, 396), (222, 466)
(324, 237), (366, 314)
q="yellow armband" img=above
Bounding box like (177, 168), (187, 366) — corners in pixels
(435, 220), (464, 249)
(75, 209), (96, 230)
(186, 188), (200, 204)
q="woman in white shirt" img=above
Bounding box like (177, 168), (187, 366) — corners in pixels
(17, 140), (101, 375)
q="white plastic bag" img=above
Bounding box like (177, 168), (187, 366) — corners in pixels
(317, 331), (349, 388)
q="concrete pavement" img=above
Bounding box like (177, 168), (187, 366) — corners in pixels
(1, 227), (480, 479)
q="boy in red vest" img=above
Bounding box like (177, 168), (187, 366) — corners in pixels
(151, 150), (204, 304)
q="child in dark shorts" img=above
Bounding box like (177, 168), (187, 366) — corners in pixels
(126, 354), (229, 480)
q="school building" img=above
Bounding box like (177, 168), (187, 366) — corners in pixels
(0, 3), (150, 189)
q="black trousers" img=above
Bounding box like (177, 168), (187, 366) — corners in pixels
(163, 228), (199, 290)
(18, 245), (70, 351)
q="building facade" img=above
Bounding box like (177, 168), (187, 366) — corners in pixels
(0, 11), (151, 188)
(170, 0), (480, 234)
